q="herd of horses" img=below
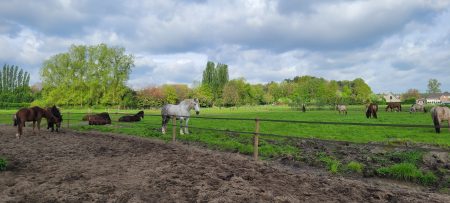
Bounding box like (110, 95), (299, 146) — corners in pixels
(10, 99), (450, 139)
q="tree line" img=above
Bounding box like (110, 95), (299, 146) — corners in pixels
(5, 43), (445, 109)
(0, 64), (33, 106)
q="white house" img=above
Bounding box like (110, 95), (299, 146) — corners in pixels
(425, 92), (450, 104)
(383, 93), (401, 102)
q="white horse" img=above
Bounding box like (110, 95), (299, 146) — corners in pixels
(410, 104), (427, 113)
(430, 106), (450, 133)
(161, 98), (200, 134)
(336, 104), (347, 115)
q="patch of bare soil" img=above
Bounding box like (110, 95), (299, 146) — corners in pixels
(1, 125), (450, 202)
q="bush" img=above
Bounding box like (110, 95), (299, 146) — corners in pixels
(377, 163), (437, 186)
(0, 157), (7, 171)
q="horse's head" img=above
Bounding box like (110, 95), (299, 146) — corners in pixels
(138, 111), (144, 119)
(193, 98), (200, 115)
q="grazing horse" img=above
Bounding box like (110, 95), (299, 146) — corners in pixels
(13, 106), (59, 138)
(410, 104), (427, 113)
(366, 103), (378, 119)
(336, 104), (347, 115)
(386, 102), (402, 112)
(46, 105), (63, 132)
(118, 111), (144, 122)
(430, 106), (450, 133)
(161, 98), (200, 134)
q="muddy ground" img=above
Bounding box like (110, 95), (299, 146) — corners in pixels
(1, 125), (450, 202)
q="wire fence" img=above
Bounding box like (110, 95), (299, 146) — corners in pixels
(1, 111), (448, 159)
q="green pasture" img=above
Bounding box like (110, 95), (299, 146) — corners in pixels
(1, 105), (448, 158)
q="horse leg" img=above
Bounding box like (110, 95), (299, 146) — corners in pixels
(162, 116), (170, 134)
(179, 118), (184, 135)
(185, 118), (189, 134)
(32, 121), (36, 135)
(37, 120), (41, 135)
(17, 122), (22, 138)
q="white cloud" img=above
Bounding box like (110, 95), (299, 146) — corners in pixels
(0, 0), (449, 93)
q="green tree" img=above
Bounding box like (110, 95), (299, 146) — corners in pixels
(427, 79), (441, 94)
(201, 61), (229, 104)
(40, 44), (134, 107)
(351, 78), (372, 104)
(0, 64), (32, 103)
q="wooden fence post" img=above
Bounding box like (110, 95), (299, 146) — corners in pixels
(253, 117), (260, 161)
(172, 116), (176, 142)
(67, 112), (70, 128)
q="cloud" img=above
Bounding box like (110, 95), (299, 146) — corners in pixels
(0, 0), (449, 93)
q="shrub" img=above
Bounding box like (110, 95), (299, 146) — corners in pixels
(0, 157), (7, 171)
(318, 154), (341, 174)
(346, 161), (364, 173)
(377, 163), (437, 186)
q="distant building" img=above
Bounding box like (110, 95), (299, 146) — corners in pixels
(383, 93), (401, 102)
(416, 98), (426, 105)
(425, 92), (450, 104)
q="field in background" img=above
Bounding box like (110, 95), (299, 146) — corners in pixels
(1, 105), (447, 158)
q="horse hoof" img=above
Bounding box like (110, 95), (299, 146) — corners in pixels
(16, 133), (20, 139)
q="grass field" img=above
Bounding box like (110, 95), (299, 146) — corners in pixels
(1, 105), (448, 158)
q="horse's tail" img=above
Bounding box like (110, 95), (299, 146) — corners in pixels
(13, 115), (18, 126)
(366, 106), (371, 118)
(432, 109), (440, 133)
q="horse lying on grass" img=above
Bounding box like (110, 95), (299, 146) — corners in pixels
(118, 111), (144, 122)
(82, 112), (112, 125)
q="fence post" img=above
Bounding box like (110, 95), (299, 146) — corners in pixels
(253, 117), (260, 161)
(172, 116), (176, 142)
(67, 112), (70, 128)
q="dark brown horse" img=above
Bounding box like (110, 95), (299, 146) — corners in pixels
(366, 103), (378, 119)
(14, 106), (60, 138)
(46, 105), (63, 132)
(86, 112), (112, 125)
(118, 111), (144, 122)
(82, 112), (112, 124)
(386, 102), (402, 112)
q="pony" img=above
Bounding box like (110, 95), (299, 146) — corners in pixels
(336, 104), (347, 115)
(161, 98), (200, 134)
(430, 106), (450, 133)
(386, 102), (402, 112)
(82, 112), (112, 124)
(13, 106), (60, 138)
(118, 111), (144, 122)
(88, 115), (111, 125)
(366, 103), (378, 119)
(46, 105), (63, 132)
(409, 104), (427, 113)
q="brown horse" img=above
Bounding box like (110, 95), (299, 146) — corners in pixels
(366, 103), (378, 119)
(82, 112), (112, 124)
(118, 111), (144, 122)
(86, 112), (112, 125)
(46, 105), (63, 132)
(431, 106), (450, 133)
(386, 102), (402, 112)
(88, 115), (110, 125)
(14, 106), (60, 138)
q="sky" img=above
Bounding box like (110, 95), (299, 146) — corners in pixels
(1, 0), (449, 93)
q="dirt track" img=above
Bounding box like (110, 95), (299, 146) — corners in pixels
(1, 126), (450, 202)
